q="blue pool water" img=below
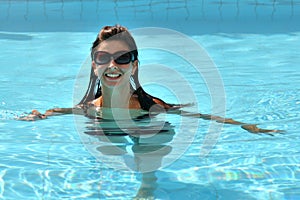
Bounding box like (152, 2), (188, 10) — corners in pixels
(1, 0), (300, 199)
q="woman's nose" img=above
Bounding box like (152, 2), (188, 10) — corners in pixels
(108, 59), (118, 70)
(108, 65), (118, 71)
(108, 57), (118, 67)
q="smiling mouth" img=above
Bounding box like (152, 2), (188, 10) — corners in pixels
(105, 73), (122, 78)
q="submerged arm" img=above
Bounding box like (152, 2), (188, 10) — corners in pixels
(170, 109), (284, 135)
(18, 106), (85, 121)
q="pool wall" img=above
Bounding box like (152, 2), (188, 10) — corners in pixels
(0, 0), (299, 33)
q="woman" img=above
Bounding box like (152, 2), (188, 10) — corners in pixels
(21, 25), (281, 134)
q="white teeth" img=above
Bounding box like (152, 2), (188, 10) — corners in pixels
(106, 73), (121, 78)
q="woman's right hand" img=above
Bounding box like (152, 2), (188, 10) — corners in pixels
(17, 107), (76, 121)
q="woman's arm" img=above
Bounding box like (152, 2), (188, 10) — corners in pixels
(169, 110), (284, 135)
(18, 106), (85, 121)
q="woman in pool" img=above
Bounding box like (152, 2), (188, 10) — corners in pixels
(22, 25), (280, 134)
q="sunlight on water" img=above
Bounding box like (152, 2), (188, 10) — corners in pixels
(1, 31), (300, 199)
(1, 0), (300, 199)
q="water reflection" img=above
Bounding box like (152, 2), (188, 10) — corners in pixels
(79, 115), (178, 199)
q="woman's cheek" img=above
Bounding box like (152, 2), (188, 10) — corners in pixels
(96, 66), (106, 78)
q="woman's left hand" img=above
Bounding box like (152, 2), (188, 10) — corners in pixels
(17, 110), (47, 121)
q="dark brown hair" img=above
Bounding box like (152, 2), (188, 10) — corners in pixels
(78, 25), (180, 111)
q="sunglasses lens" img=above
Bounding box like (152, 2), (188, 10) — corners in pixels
(94, 52), (110, 65)
(115, 52), (132, 64)
(94, 51), (133, 65)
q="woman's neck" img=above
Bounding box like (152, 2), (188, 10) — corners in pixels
(101, 83), (132, 108)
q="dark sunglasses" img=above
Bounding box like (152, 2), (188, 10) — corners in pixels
(93, 51), (134, 65)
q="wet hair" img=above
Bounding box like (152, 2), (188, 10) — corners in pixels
(78, 25), (180, 111)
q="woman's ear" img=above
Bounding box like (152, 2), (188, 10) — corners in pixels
(131, 60), (138, 75)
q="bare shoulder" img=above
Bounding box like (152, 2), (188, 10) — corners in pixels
(129, 94), (141, 109)
(91, 97), (102, 107)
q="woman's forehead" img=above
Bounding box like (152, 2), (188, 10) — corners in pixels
(97, 40), (130, 52)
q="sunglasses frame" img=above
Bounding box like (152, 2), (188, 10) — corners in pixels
(93, 51), (134, 65)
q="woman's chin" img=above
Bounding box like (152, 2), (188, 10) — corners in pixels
(102, 76), (123, 87)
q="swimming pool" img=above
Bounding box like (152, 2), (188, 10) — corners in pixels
(1, 0), (300, 199)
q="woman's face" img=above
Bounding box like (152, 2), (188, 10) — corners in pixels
(92, 40), (137, 87)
